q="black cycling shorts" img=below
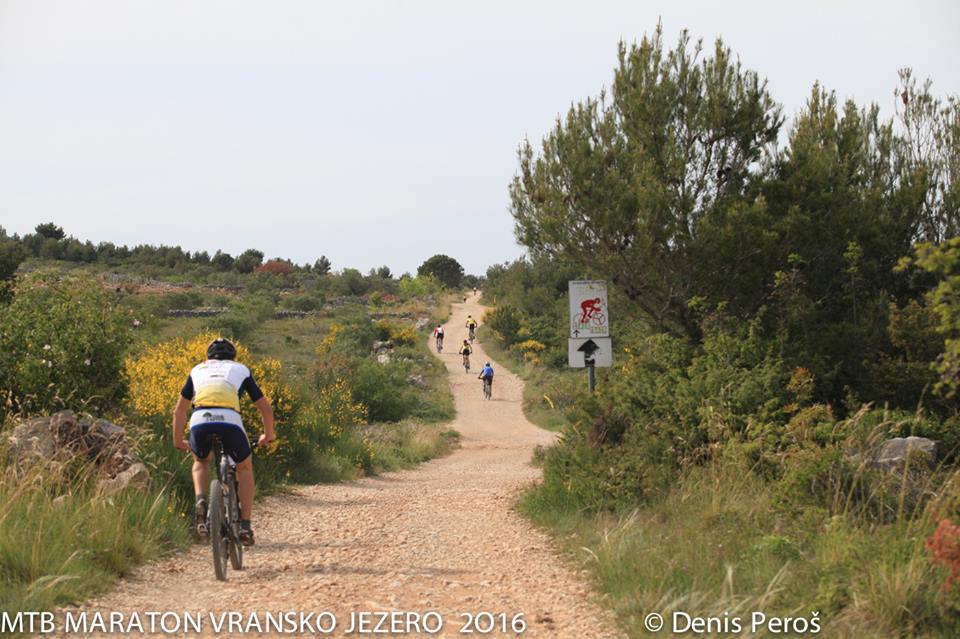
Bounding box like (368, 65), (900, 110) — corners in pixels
(189, 423), (252, 463)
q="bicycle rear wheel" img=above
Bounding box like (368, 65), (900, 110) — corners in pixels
(209, 480), (228, 581)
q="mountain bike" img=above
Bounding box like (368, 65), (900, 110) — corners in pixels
(207, 436), (253, 581)
(462, 353), (471, 373)
(468, 326), (476, 342)
(436, 336), (443, 353)
(482, 377), (492, 400)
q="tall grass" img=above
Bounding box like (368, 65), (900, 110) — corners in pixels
(0, 461), (190, 613)
(364, 422), (460, 471)
(520, 433), (958, 637)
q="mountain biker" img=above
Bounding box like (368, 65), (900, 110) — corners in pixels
(465, 315), (478, 340)
(478, 362), (494, 395)
(459, 339), (473, 369)
(433, 324), (445, 350)
(172, 338), (276, 546)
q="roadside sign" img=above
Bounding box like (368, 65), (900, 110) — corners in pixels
(569, 280), (609, 339)
(568, 337), (613, 368)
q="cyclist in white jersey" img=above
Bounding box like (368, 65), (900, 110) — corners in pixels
(172, 338), (275, 546)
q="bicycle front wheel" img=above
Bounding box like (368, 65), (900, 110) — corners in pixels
(209, 480), (228, 581)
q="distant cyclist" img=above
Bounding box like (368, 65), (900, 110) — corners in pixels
(459, 339), (473, 372)
(433, 324), (445, 352)
(478, 362), (494, 398)
(172, 338), (276, 546)
(465, 315), (478, 341)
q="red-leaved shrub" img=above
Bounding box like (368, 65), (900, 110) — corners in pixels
(927, 518), (960, 591)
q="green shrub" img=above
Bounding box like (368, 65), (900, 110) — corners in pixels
(0, 275), (133, 418)
(484, 305), (522, 345)
(208, 293), (275, 340)
(351, 361), (416, 422)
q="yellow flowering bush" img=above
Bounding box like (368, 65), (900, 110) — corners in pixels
(290, 379), (367, 451)
(375, 320), (419, 346)
(316, 323), (345, 356)
(511, 338), (547, 364)
(124, 331), (294, 438)
(317, 378), (368, 429)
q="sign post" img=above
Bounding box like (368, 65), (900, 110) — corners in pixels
(568, 280), (611, 393)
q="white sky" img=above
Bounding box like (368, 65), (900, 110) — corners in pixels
(1, 1), (958, 276)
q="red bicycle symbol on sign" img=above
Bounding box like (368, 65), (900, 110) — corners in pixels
(579, 298), (607, 326)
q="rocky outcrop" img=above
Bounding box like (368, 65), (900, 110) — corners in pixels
(373, 340), (394, 364)
(98, 462), (151, 496)
(6, 410), (149, 494)
(873, 436), (937, 470)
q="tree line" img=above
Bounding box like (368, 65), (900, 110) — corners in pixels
(0, 221), (477, 290)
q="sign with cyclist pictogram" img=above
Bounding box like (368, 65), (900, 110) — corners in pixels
(569, 280), (609, 339)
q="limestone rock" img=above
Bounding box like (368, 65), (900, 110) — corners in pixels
(98, 462), (151, 496)
(873, 436), (937, 470)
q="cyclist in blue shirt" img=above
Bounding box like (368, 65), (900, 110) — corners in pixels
(478, 362), (494, 397)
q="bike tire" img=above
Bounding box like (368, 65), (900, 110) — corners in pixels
(228, 486), (243, 570)
(209, 480), (228, 581)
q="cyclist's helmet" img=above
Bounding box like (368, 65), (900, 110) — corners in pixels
(207, 338), (237, 361)
(486, 362), (491, 367)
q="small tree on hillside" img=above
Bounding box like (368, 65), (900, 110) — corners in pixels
(35, 222), (65, 240)
(235, 248), (264, 274)
(314, 255), (332, 275)
(211, 250), (235, 271)
(418, 254), (464, 288)
(0, 237), (25, 282)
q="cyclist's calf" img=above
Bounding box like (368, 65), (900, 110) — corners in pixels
(235, 456), (254, 520)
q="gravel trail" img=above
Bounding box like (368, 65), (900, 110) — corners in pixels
(67, 295), (620, 638)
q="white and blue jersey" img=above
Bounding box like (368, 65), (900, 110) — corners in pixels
(180, 359), (263, 461)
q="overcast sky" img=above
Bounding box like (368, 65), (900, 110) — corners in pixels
(1, 1), (957, 276)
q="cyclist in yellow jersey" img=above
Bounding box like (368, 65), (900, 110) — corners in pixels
(459, 339), (473, 371)
(172, 338), (275, 546)
(465, 315), (478, 341)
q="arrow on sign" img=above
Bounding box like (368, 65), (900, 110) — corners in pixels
(577, 339), (600, 356)
(572, 329), (581, 337)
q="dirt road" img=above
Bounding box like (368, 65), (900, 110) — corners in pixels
(71, 295), (620, 637)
